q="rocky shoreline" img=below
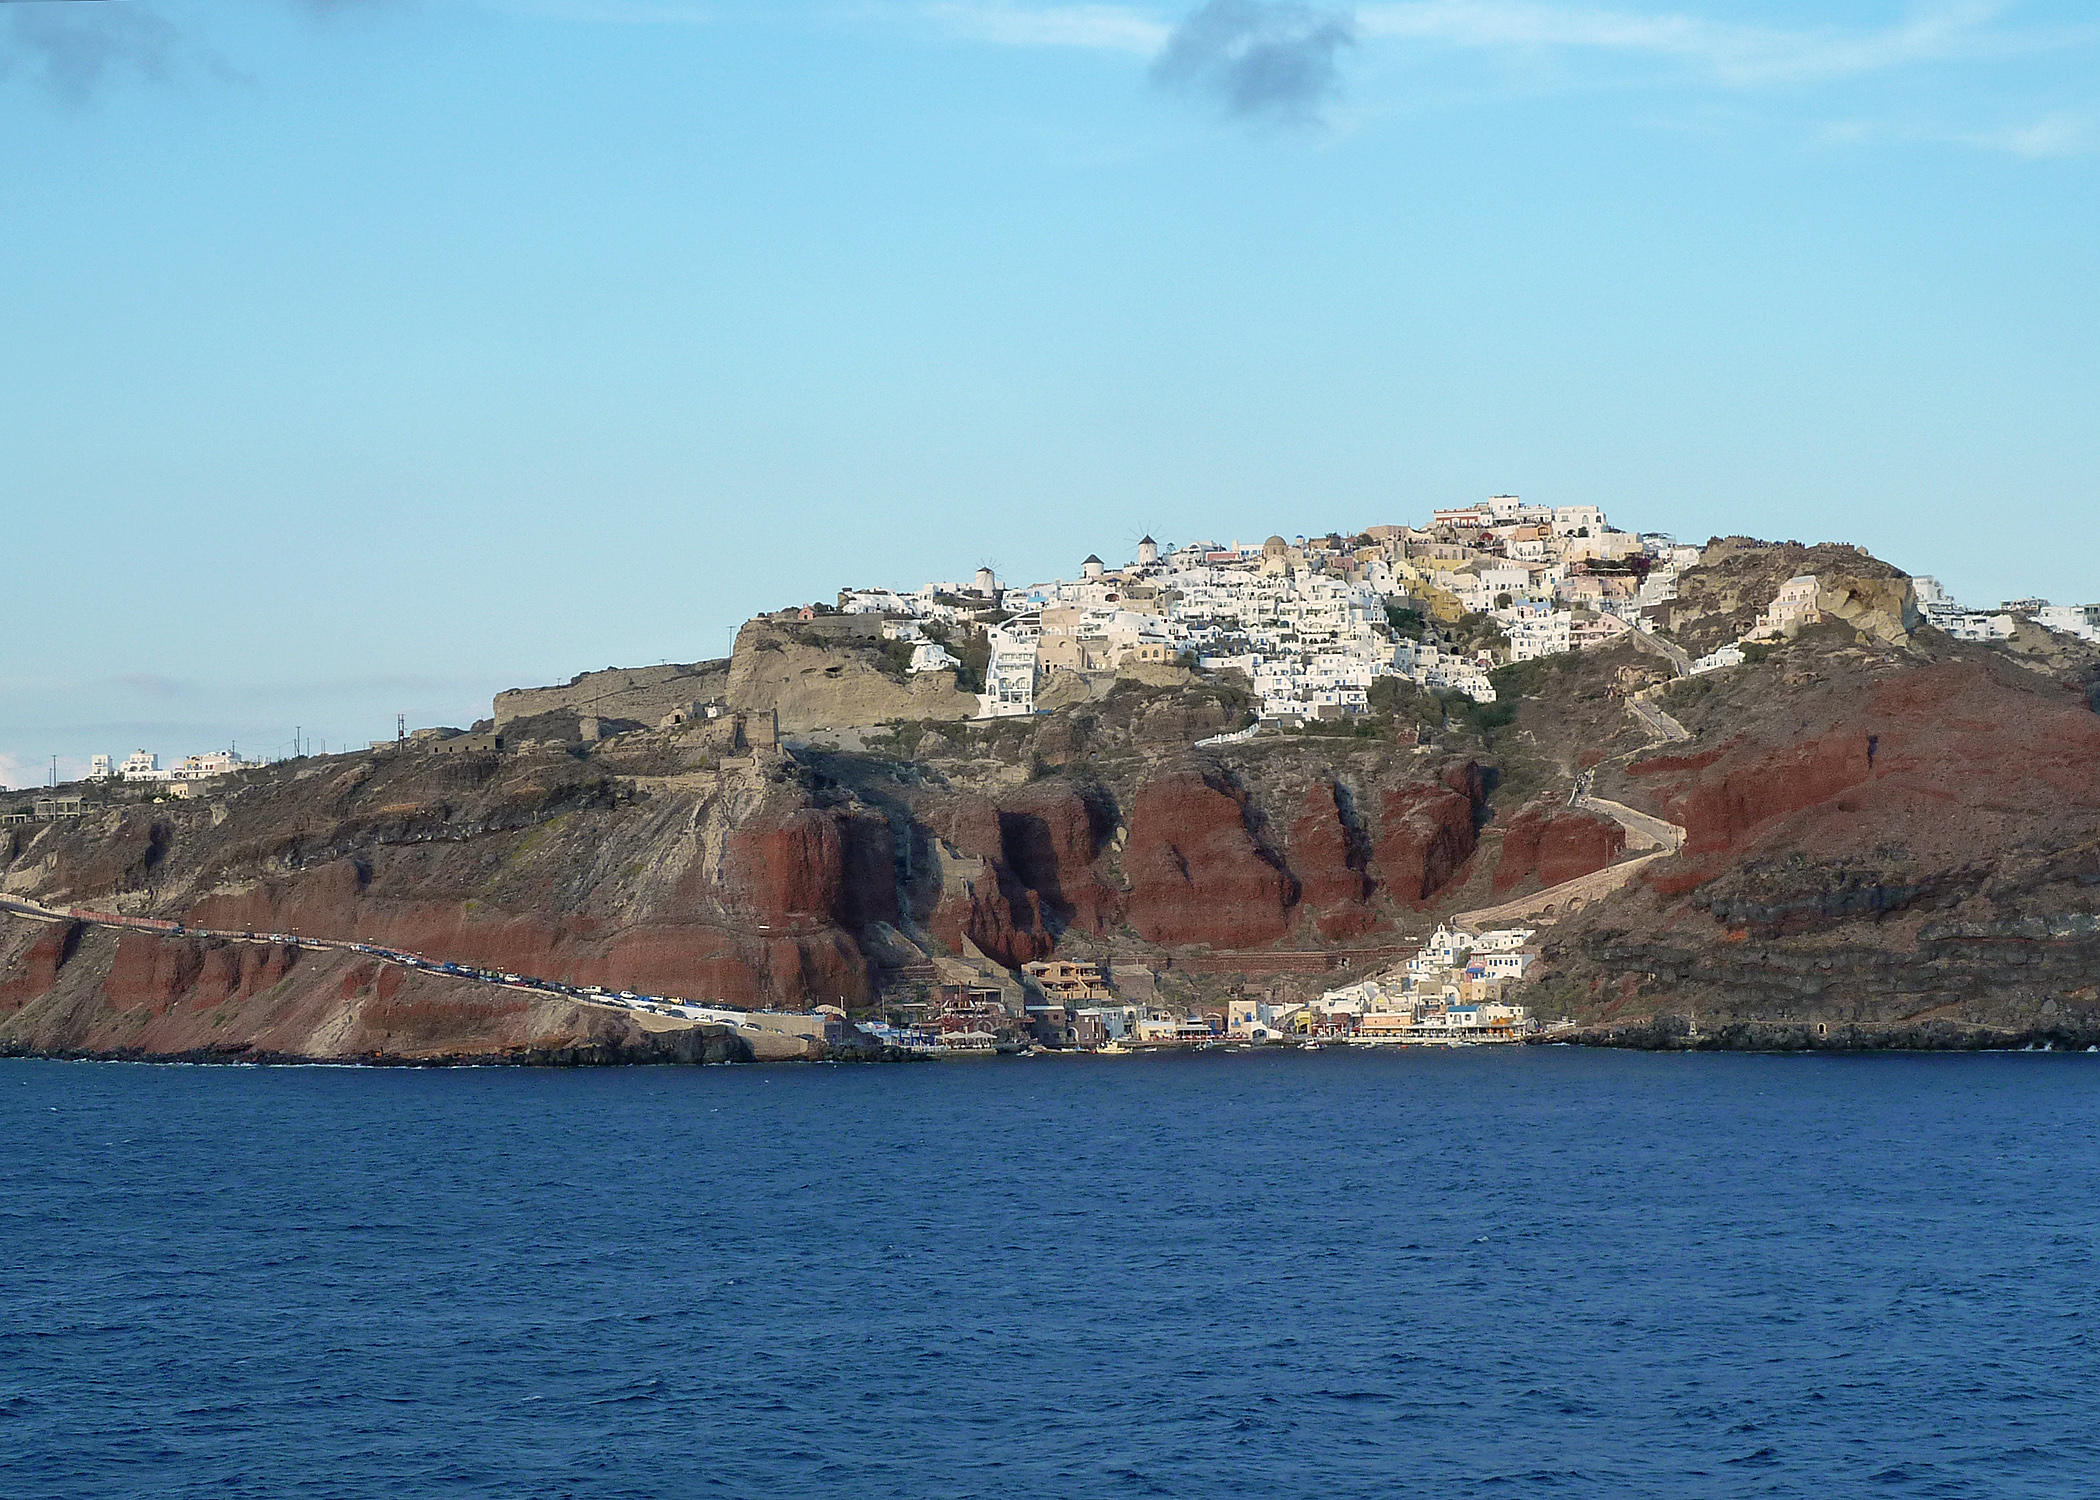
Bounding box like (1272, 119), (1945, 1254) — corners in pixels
(1550, 1017), (2100, 1052)
(0, 1029), (930, 1068)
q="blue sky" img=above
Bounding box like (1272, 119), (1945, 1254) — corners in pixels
(3, 0), (2095, 783)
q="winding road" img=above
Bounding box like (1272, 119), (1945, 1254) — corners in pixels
(1452, 672), (1692, 932)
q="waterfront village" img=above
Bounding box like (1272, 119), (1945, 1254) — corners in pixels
(10, 494), (2100, 1056)
(857, 925), (1543, 1054)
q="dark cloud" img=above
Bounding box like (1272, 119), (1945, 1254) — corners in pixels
(1152, 0), (1356, 125)
(1, 3), (182, 103)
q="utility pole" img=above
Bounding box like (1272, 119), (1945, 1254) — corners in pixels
(296, 725), (302, 759)
(49, 755), (58, 788)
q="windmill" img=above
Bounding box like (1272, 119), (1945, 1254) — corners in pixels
(973, 555), (1004, 610)
(1123, 525), (1165, 568)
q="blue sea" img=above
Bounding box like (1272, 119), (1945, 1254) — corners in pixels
(4, 1050), (2097, 1499)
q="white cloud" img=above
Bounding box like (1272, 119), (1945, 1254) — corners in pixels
(1824, 108), (2098, 159)
(918, 2), (1170, 53)
(913, 1), (2100, 89)
(1354, 0), (2092, 86)
(0, 753), (47, 792)
(1983, 110), (2097, 158)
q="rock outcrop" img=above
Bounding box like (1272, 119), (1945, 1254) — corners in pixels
(1123, 767), (1296, 948)
(1815, 574), (1920, 647)
(726, 618), (976, 732)
(0, 916), (758, 1064)
(1655, 539), (1910, 656)
(996, 780), (1119, 935)
(1493, 805), (1626, 892)
(1371, 762), (1485, 904)
(1288, 782), (1375, 939)
(1533, 648), (2100, 1034)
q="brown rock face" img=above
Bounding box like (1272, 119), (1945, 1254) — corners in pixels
(835, 810), (901, 930)
(1288, 782), (1375, 939)
(1123, 768), (1295, 948)
(997, 780), (1119, 935)
(922, 793), (1052, 968)
(1817, 574), (1920, 646)
(1653, 731), (1875, 856)
(725, 617), (975, 732)
(102, 933), (300, 1016)
(1370, 763), (1485, 904)
(0, 921), (82, 1012)
(0, 915), (750, 1064)
(725, 810), (849, 924)
(192, 860), (873, 1012)
(927, 876), (1050, 969)
(1540, 654), (2100, 1028)
(1493, 806), (1626, 892)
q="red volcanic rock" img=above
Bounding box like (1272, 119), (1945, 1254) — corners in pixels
(835, 810), (900, 930)
(1653, 731), (1874, 856)
(1371, 765), (1484, 905)
(998, 780), (1119, 934)
(1288, 782), (1375, 939)
(0, 921), (82, 1012)
(1622, 661), (2100, 875)
(926, 791), (1054, 967)
(104, 933), (206, 1015)
(932, 794), (1005, 865)
(1494, 807), (1626, 892)
(725, 810), (846, 923)
(1123, 769), (1293, 948)
(194, 874), (870, 1011)
(1442, 759), (1487, 804)
(928, 875), (1050, 970)
(101, 933), (301, 1015)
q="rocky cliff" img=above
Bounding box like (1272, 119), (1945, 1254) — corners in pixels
(725, 617), (979, 731)
(1530, 626), (2100, 1045)
(0, 917), (757, 1064)
(0, 695), (1499, 1058)
(8, 537), (2098, 1059)
(1653, 538), (1913, 656)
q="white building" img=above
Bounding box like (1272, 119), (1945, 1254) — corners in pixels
(1942, 612), (2018, 642)
(88, 754), (114, 781)
(119, 750), (166, 782)
(909, 641), (960, 674)
(2037, 604), (2100, 642)
(171, 750), (245, 781)
(1691, 644), (1746, 674)
(1476, 950), (1539, 981)
(978, 626), (1038, 717)
(1748, 575), (1820, 639)
(1504, 606), (1573, 663)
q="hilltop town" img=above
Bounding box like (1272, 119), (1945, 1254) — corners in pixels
(6, 496), (2100, 1063)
